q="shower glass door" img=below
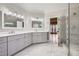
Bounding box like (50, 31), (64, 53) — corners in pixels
(70, 3), (79, 56)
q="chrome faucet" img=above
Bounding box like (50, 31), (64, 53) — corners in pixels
(8, 30), (15, 34)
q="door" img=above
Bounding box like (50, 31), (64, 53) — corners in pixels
(50, 17), (58, 45)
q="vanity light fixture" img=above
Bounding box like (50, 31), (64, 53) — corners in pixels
(21, 16), (24, 18)
(17, 14), (21, 18)
(8, 11), (12, 15)
(4, 11), (12, 15)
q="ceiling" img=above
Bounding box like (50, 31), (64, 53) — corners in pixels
(16, 3), (68, 13)
(1, 3), (79, 14)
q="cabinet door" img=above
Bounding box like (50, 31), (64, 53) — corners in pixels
(8, 38), (24, 56)
(24, 33), (32, 47)
(37, 35), (43, 43)
(32, 32), (48, 43)
(8, 40), (17, 56)
(32, 33), (41, 43)
(32, 35), (38, 43)
(8, 34), (25, 56)
(42, 32), (48, 42)
(24, 34), (29, 47)
(0, 43), (7, 56)
(27, 33), (32, 44)
(17, 38), (24, 51)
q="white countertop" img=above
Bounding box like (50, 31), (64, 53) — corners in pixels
(0, 31), (48, 37)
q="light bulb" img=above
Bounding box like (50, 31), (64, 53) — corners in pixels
(8, 11), (12, 15)
(17, 14), (21, 17)
(14, 13), (16, 16)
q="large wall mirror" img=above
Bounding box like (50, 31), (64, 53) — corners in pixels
(4, 13), (17, 27)
(32, 21), (42, 28)
(31, 17), (43, 29)
(3, 13), (24, 29)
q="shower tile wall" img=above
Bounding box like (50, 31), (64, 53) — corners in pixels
(70, 6), (79, 56)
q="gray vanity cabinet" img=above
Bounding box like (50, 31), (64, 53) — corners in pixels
(24, 33), (32, 47)
(27, 33), (32, 45)
(0, 43), (7, 56)
(8, 40), (17, 56)
(8, 34), (25, 56)
(17, 36), (25, 51)
(32, 32), (48, 43)
(42, 32), (48, 42)
(32, 33), (42, 43)
(0, 32), (47, 56)
(0, 37), (7, 56)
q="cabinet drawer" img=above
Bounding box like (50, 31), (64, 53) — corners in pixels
(32, 32), (42, 36)
(8, 34), (24, 41)
(0, 37), (7, 44)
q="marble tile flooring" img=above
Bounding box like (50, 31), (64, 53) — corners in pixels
(15, 41), (68, 56)
(70, 44), (79, 56)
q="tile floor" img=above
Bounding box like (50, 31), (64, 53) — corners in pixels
(70, 44), (79, 56)
(15, 41), (68, 56)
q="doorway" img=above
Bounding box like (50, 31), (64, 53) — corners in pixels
(49, 17), (58, 46)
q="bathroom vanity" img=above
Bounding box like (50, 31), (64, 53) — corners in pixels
(0, 32), (48, 56)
